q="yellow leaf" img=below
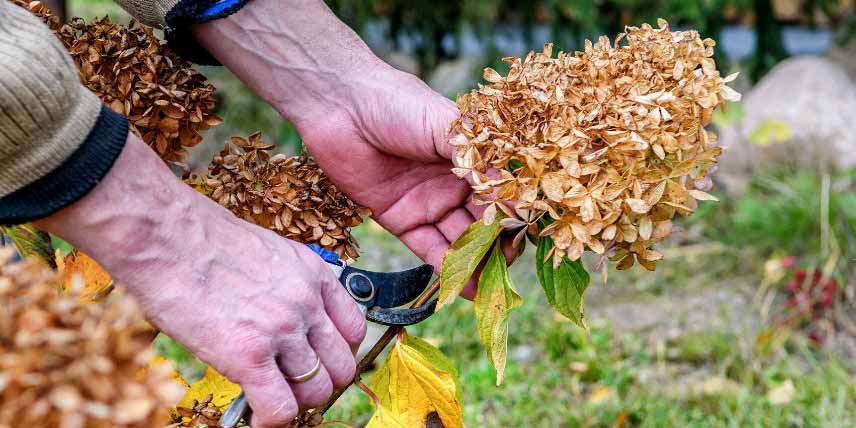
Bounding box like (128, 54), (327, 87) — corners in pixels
(176, 366), (241, 409)
(369, 331), (464, 428)
(57, 249), (114, 302)
(587, 385), (616, 404)
(438, 218), (503, 308)
(749, 119), (791, 146)
(475, 242), (522, 385)
(366, 406), (409, 428)
(1, 224), (56, 268)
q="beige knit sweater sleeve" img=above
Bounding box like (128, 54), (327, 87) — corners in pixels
(0, 2), (129, 225)
(0, 2), (102, 197)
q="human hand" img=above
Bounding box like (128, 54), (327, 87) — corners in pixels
(35, 134), (367, 428)
(194, 0), (512, 298)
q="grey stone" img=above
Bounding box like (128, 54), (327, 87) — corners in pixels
(427, 57), (481, 98)
(717, 56), (856, 193)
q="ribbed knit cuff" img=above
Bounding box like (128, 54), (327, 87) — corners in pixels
(165, 0), (252, 65)
(0, 106), (129, 225)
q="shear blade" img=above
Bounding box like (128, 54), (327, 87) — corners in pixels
(366, 299), (437, 326)
(341, 264), (434, 307)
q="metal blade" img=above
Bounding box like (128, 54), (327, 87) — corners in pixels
(220, 391), (248, 428)
(340, 264), (434, 308)
(365, 299), (437, 326)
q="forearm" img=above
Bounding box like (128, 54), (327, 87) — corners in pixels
(34, 133), (228, 299)
(192, 0), (387, 127)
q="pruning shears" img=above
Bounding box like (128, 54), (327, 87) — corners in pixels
(220, 244), (438, 428)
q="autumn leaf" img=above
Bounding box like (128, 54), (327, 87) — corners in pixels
(368, 331), (463, 428)
(56, 249), (115, 301)
(475, 241), (522, 385)
(176, 366), (241, 410)
(0, 224), (55, 268)
(535, 236), (590, 328)
(438, 218), (503, 309)
(366, 406), (409, 428)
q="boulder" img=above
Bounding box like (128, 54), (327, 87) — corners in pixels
(427, 57), (481, 98)
(717, 56), (856, 193)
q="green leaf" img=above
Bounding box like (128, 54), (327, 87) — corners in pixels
(1, 224), (56, 269)
(475, 242), (522, 385)
(437, 218), (503, 309)
(535, 236), (590, 328)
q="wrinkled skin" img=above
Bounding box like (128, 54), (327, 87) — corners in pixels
(35, 135), (368, 426)
(37, 2), (509, 428)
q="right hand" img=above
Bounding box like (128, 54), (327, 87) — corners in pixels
(35, 134), (367, 428)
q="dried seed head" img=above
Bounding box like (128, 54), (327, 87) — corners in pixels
(0, 249), (183, 428)
(168, 394), (223, 428)
(451, 20), (740, 270)
(187, 133), (370, 261)
(12, 0), (222, 164)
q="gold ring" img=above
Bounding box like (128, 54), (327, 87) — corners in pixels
(285, 356), (321, 383)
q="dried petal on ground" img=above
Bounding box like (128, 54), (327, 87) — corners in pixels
(450, 19), (739, 270)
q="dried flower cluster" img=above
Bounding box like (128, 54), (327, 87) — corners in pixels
(190, 133), (369, 261)
(451, 19), (740, 270)
(0, 249), (183, 428)
(167, 395), (222, 428)
(12, 0), (222, 164)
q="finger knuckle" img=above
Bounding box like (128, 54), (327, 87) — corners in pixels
(299, 377), (334, 408)
(329, 356), (357, 389)
(340, 309), (367, 346)
(254, 401), (298, 428)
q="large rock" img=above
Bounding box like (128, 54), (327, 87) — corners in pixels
(717, 56), (856, 193)
(427, 57), (481, 98)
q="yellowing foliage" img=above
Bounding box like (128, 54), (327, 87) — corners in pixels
(176, 367), (241, 410)
(475, 242), (522, 385)
(56, 249), (114, 301)
(437, 217), (503, 308)
(368, 331), (463, 428)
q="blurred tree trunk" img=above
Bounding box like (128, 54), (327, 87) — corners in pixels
(752, 0), (788, 82)
(42, 0), (66, 20)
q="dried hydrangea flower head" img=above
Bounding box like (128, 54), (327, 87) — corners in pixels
(450, 19), (740, 270)
(12, 0), (222, 164)
(167, 394), (221, 428)
(0, 249), (182, 428)
(193, 133), (370, 261)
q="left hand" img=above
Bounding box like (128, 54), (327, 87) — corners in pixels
(195, 0), (513, 298)
(297, 67), (487, 294)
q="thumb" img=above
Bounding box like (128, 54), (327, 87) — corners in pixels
(425, 94), (460, 161)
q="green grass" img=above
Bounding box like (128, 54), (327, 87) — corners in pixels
(154, 168), (856, 426)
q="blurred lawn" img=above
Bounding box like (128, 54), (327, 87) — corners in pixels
(157, 172), (856, 427)
(63, 0), (856, 426)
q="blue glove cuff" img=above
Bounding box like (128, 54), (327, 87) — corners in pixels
(163, 0), (252, 65)
(306, 244), (342, 265)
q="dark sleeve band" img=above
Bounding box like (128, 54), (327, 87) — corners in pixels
(0, 105), (129, 225)
(165, 0), (252, 65)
